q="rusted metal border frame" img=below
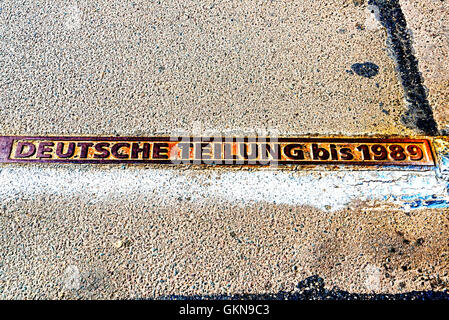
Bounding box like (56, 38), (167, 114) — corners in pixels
(0, 136), (435, 167)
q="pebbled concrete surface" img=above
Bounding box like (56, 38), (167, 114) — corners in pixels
(0, 0), (448, 299)
(1, 183), (448, 299)
(0, 0), (413, 136)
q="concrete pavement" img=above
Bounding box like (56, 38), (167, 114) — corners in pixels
(0, 0), (448, 299)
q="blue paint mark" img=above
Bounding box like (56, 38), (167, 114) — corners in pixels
(387, 189), (449, 210)
(403, 198), (449, 209)
(400, 194), (418, 201)
(406, 200), (423, 208)
(442, 156), (449, 167)
(425, 200), (449, 209)
(401, 194), (434, 202)
(383, 187), (449, 210)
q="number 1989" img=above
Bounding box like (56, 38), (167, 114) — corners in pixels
(356, 144), (423, 161)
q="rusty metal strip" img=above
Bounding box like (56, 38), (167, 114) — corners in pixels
(0, 136), (436, 167)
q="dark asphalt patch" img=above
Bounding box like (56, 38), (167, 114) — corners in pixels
(160, 275), (449, 300)
(368, 0), (439, 135)
(351, 62), (379, 78)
